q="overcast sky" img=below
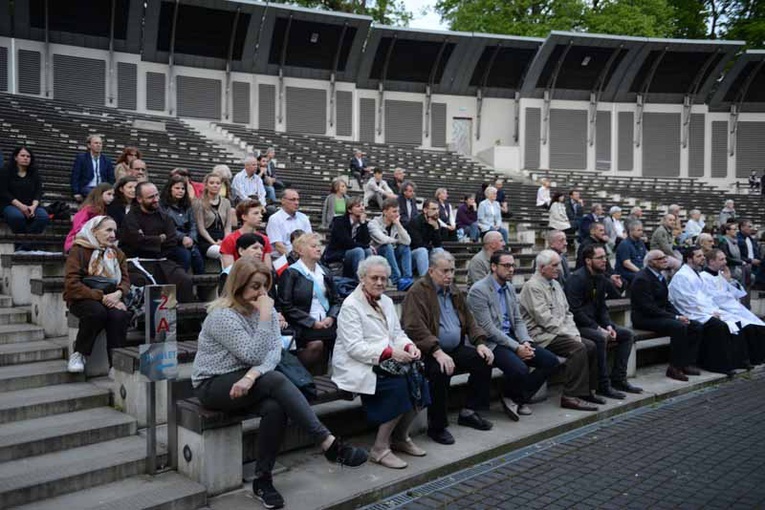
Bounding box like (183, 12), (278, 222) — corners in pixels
(405, 0), (449, 31)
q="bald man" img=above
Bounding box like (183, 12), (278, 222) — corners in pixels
(467, 231), (505, 287)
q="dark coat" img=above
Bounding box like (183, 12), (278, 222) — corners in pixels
(119, 207), (178, 259)
(630, 268), (679, 326)
(398, 195), (418, 226)
(71, 152), (115, 196)
(408, 213), (443, 251)
(63, 244), (131, 305)
(565, 198), (583, 224)
(564, 267), (613, 330)
(323, 214), (371, 263)
(737, 232), (761, 264)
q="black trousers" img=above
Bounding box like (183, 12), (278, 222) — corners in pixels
(579, 325), (634, 389)
(699, 317), (748, 373)
(632, 317), (702, 368)
(545, 335), (598, 398)
(423, 344), (492, 432)
(741, 324), (765, 365)
(127, 259), (195, 303)
(68, 299), (130, 357)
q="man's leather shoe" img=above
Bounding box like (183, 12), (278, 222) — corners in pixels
(666, 366), (689, 382)
(597, 386), (626, 400)
(427, 428), (455, 445)
(581, 392), (607, 405)
(500, 398), (520, 422)
(517, 404), (533, 416)
(682, 366), (701, 376)
(612, 380), (643, 394)
(561, 396), (598, 412)
(457, 412), (493, 431)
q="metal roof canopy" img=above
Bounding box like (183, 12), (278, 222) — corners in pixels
(356, 25), (476, 94)
(709, 50), (765, 113)
(521, 31), (646, 102)
(613, 37), (743, 104)
(12, 0), (144, 54)
(253, 2), (372, 81)
(142, 0), (266, 72)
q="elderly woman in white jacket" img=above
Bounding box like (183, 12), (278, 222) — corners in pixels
(332, 256), (430, 470)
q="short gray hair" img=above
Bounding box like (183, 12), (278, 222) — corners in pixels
(643, 249), (666, 265)
(546, 229), (566, 245)
(484, 186), (497, 198)
(357, 255), (391, 280)
(724, 199), (734, 207)
(535, 249), (560, 272)
(630, 206), (642, 215)
(628, 220), (643, 233)
(698, 232), (713, 244)
(429, 250), (454, 268)
(689, 209), (700, 216)
(591, 203), (602, 213)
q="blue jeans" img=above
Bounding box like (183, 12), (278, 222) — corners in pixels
(411, 247), (438, 277)
(483, 226), (508, 244)
(343, 247), (371, 279)
(492, 344), (561, 404)
(171, 245), (205, 275)
(377, 244), (412, 284)
(3, 205), (49, 235)
(462, 223), (480, 242)
(264, 185), (277, 202)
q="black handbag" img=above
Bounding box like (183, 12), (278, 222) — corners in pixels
(275, 349), (317, 400)
(82, 276), (117, 294)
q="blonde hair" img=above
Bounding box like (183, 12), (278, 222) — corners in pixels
(208, 257), (272, 315)
(292, 232), (321, 255)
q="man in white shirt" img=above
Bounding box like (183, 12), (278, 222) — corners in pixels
(368, 198), (414, 291)
(231, 155), (266, 205)
(266, 189), (312, 255)
(536, 178), (551, 209)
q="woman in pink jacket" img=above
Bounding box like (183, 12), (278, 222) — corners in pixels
(64, 183), (115, 252)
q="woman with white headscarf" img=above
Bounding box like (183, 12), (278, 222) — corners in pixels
(63, 215), (131, 373)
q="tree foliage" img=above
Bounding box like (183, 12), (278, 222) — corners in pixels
(585, 0), (676, 38)
(273, 0), (412, 26)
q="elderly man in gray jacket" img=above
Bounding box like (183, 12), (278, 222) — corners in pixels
(519, 250), (601, 412)
(467, 250), (560, 420)
(650, 213), (681, 269)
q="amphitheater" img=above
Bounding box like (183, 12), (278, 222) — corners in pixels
(0, 0), (763, 509)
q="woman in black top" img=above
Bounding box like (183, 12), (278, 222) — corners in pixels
(0, 146), (49, 241)
(107, 176), (138, 229)
(160, 175), (204, 274)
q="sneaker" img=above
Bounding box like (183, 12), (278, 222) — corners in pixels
(252, 476), (284, 509)
(397, 277), (414, 291)
(67, 352), (85, 373)
(324, 438), (368, 468)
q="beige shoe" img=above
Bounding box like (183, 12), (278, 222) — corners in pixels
(391, 439), (427, 457)
(370, 448), (408, 469)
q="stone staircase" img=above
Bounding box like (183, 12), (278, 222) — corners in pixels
(0, 294), (207, 509)
(183, 119), (249, 162)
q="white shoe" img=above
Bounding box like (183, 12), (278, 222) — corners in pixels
(67, 352), (85, 373)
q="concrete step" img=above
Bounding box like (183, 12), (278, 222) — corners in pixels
(0, 382), (110, 424)
(0, 323), (46, 344)
(0, 339), (64, 366)
(0, 359), (83, 392)
(0, 406), (136, 462)
(0, 435), (163, 508)
(0, 306), (30, 325)
(13, 471), (207, 510)
(0, 295), (13, 308)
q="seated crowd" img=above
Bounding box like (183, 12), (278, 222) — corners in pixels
(2, 138), (764, 509)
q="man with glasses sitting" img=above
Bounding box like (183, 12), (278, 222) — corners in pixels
(566, 245), (642, 400)
(467, 251), (560, 420)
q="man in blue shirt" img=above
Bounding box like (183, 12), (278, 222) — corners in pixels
(615, 221), (648, 284)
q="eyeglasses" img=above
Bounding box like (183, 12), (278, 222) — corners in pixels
(496, 263), (516, 269)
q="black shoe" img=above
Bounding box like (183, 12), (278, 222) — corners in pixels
(457, 412), (493, 431)
(324, 438), (368, 468)
(581, 392), (607, 405)
(597, 386), (626, 400)
(427, 428), (455, 445)
(253, 476), (285, 509)
(682, 366), (701, 376)
(612, 380), (643, 394)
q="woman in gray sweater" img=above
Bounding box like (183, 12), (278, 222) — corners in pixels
(191, 257), (366, 509)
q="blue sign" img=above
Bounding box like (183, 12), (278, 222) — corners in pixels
(139, 342), (179, 381)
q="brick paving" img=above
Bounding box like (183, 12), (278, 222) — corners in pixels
(366, 373), (765, 509)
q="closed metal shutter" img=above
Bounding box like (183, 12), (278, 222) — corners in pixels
(53, 54), (105, 106)
(258, 84), (275, 130)
(359, 98), (375, 143)
(688, 114), (705, 177)
(617, 112), (634, 171)
(0, 47), (7, 92)
(431, 103), (447, 148)
(177, 76), (221, 120)
(736, 122), (765, 177)
(643, 113), (680, 177)
(146, 72), (166, 111)
(286, 87), (326, 135)
(385, 100), (423, 145)
(550, 109), (587, 169)
(525, 108), (540, 169)
(711, 121), (728, 178)
(18, 49), (41, 95)
(232, 81), (250, 124)
(117, 62), (137, 110)
(336, 91), (352, 137)
(596, 111), (611, 171)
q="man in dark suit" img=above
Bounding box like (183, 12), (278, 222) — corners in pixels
(566, 245), (642, 399)
(322, 197), (372, 278)
(397, 181), (418, 227)
(565, 190), (584, 234)
(71, 134), (115, 202)
(348, 149), (369, 188)
(738, 219), (762, 287)
(631, 250), (702, 381)
(578, 203), (603, 243)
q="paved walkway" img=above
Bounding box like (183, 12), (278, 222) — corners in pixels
(364, 372), (765, 510)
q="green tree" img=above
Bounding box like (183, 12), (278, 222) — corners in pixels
(722, 0), (765, 48)
(434, 0), (587, 38)
(668, 0), (709, 39)
(585, 0), (676, 38)
(273, 0), (412, 26)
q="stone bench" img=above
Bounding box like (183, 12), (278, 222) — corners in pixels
(0, 252), (66, 306)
